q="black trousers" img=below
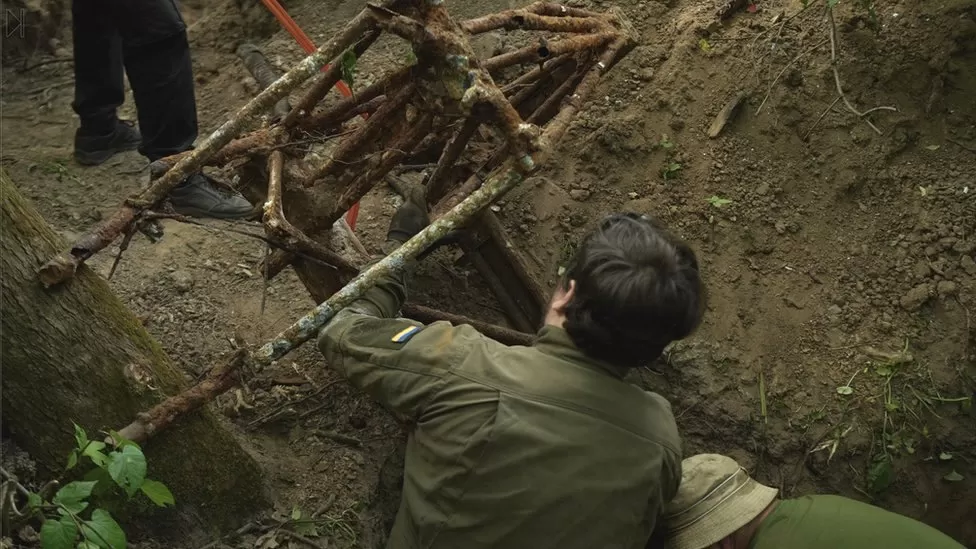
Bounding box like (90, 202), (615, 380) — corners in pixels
(71, 0), (198, 161)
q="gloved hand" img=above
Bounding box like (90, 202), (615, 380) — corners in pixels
(386, 191), (429, 245)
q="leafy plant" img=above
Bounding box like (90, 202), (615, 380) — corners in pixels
(707, 196), (733, 208)
(18, 424), (174, 549)
(662, 162), (682, 180)
(340, 49), (358, 87)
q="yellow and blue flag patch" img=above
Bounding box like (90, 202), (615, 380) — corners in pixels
(391, 325), (421, 344)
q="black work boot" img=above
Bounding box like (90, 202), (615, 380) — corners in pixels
(74, 120), (142, 166)
(168, 173), (257, 220)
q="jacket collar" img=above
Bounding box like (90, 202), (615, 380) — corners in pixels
(532, 325), (631, 379)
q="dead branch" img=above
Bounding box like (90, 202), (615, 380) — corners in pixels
(754, 37), (829, 115)
(826, 7), (896, 135)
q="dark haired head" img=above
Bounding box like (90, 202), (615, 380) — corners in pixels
(556, 213), (704, 368)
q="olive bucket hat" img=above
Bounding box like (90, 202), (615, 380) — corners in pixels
(664, 454), (779, 549)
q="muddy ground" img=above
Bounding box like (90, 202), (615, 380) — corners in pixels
(1, 0), (975, 547)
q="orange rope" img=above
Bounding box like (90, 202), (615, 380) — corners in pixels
(258, 0), (363, 229)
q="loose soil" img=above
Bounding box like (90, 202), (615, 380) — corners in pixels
(2, 0), (974, 547)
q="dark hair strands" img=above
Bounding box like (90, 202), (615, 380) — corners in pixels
(562, 213), (705, 368)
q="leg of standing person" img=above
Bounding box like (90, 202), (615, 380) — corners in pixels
(70, 0), (142, 166)
(98, 0), (255, 219)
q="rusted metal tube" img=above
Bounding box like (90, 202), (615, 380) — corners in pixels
(401, 304), (534, 346)
(301, 84), (416, 186)
(283, 29), (381, 128)
(264, 151), (360, 274)
(502, 54), (573, 97)
(526, 61), (589, 125)
(425, 116), (481, 204)
(483, 32), (615, 72)
(461, 10), (607, 35)
(526, 1), (604, 19)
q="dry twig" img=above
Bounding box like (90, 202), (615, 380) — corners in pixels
(826, 7), (896, 134)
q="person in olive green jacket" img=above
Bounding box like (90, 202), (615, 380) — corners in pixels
(316, 194), (706, 549)
(664, 454), (964, 549)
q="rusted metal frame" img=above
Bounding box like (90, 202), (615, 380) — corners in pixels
(38, 8), (378, 287)
(301, 83), (416, 187)
(371, 2), (540, 173)
(401, 304), (534, 346)
(111, 38), (634, 446)
(425, 115), (482, 204)
(296, 95), (390, 138)
(502, 54), (574, 99)
(264, 151), (360, 275)
(283, 29), (382, 128)
(483, 32), (615, 72)
(460, 10), (607, 35)
(526, 57), (591, 125)
(331, 112), (434, 224)
(525, 1), (604, 19)
(432, 54), (580, 217)
(255, 39), (635, 363)
(297, 66), (412, 133)
(262, 110), (432, 280)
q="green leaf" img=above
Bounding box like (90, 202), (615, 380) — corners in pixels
(292, 520), (320, 537)
(944, 470), (964, 482)
(81, 509), (126, 549)
(41, 515), (79, 549)
(73, 423), (89, 451)
(107, 444), (147, 497)
(82, 467), (115, 498)
(140, 480), (175, 507)
(78, 542), (101, 549)
(53, 481), (97, 515)
(698, 38), (711, 52)
(939, 452), (953, 461)
(836, 385), (854, 396)
(827, 0), (840, 7)
(874, 364), (892, 377)
(924, 144), (940, 151)
(707, 196), (733, 208)
(67, 450), (79, 470)
(291, 506), (302, 521)
(83, 441), (108, 468)
(867, 455), (893, 493)
(106, 431), (139, 449)
(340, 49), (357, 87)
(28, 492), (44, 509)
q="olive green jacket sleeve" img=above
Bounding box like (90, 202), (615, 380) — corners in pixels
(316, 260), (472, 423)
